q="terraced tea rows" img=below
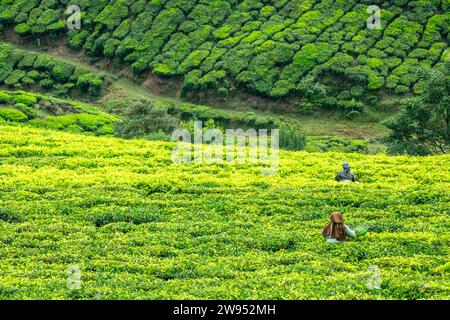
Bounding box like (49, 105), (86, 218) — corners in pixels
(0, 0), (448, 112)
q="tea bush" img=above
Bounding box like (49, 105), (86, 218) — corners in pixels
(113, 99), (179, 139)
(0, 89), (117, 135)
(0, 42), (107, 96)
(0, 108), (28, 122)
(306, 136), (369, 153)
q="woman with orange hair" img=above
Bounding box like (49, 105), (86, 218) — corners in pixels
(322, 212), (356, 243)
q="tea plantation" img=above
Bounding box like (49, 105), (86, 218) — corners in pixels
(0, 123), (448, 299)
(0, 0), (448, 112)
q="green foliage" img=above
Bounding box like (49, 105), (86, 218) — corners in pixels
(384, 67), (450, 155)
(0, 108), (28, 122)
(51, 62), (75, 83)
(14, 23), (31, 35)
(306, 136), (369, 153)
(18, 53), (36, 69)
(0, 42), (107, 96)
(114, 99), (178, 139)
(144, 131), (172, 142)
(0, 208), (22, 223)
(4, 70), (26, 86)
(14, 103), (37, 118)
(29, 113), (114, 135)
(0, 123), (448, 299)
(0, 0), (446, 112)
(100, 93), (280, 134)
(76, 73), (104, 96)
(0, 91), (11, 103)
(0, 89), (117, 135)
(13, 93), (38, 106)
(279, 124), (307, 151)
(39, 78), (54, 89)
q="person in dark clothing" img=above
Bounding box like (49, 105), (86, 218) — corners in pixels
(335, 162), (359, 183)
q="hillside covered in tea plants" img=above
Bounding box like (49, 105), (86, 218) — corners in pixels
(0, 123), (449, 299)
(0, 0), (448, 116)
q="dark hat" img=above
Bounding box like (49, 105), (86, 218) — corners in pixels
(342, 162), (350, 169)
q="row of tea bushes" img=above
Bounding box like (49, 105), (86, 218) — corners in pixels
(0, 42), (107, 96)
(0, 89), (116, 135)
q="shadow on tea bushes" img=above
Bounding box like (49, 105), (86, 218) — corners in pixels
(0, 207), (23, 223)
(91, 207), (168, 227)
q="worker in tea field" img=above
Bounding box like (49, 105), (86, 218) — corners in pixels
(335, 162), (359, 183)
(322, 212), (356, 243)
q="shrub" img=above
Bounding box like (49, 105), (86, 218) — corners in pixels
(51, 63), (75, 82)
(96, 124), (114, 135)
(95, 2), (129, 30)
(29, 117), (75, 130)
(33, 55), (56, 70)
(306, 136), (368, 153)
(279, 124), (307, 151)
(29, 113), (113, 134)
(384, 68), (449, 155)
(13, 93), (38, 106)
(4, 70), (26, 86)
(113, 19), (131, 39)
(39, 78), (54, 89)
(0, 92), (11, 104)
(144, 131), (172, 142)
(38, 9), (60, 29)
(65, 124), (84, 133)
(0, 208), (22, 223)
(76, 113), (112, 132)
(213, 26), (232, 39)
(103, 38), (120, 58)
(18, 53), (37, 68)
(15, 23), (31, 35)
(27, 70), (41, 80)
(68, 30), (90, 50)
(0, 108), (28, 122)
(114, 100), (178, 138)
(21, 76), (35, 86)
(368, 73), (385, 90)
(178, 50), (210, 74)
(47, 20), (66, 32)
(76, 73), (104, 96)
(14, 103), (37, 118)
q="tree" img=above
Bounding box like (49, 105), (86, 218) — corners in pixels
(383, 67), (449, 155)
(114, 100), (178, 139)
